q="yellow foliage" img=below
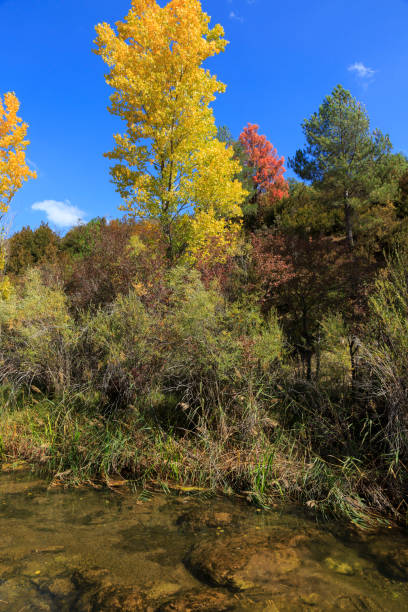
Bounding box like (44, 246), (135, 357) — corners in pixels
(187, 207), (242, 264)
(0, 92), (36, 296)
(0, 276), (11, 300)
(128, 234), (146, 257)
(189, 139), (244, 219)
(0, 269), (70, 333)
(95, 0), (246, 256)
(0, 92), (36, 213)
(0, 241), (6, 272)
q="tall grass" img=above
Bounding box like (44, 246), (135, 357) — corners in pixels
(0, 261), (407, 526)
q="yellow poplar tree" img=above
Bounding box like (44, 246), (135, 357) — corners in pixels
(188, 207), (242, 265)
(0, 92), (36, 297)
(95, 0), (246, 259)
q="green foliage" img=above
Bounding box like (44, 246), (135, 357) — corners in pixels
(165, 267), (241, 385)
(369, 250), (408, 363)
(0, 264), (284, 419)
(0, 269), (76, 394)
(289, 84), (393, 248)
(290, 85), (391, 185)
(6, 223), (60, 276)
(251, 311), (284, 371)
(61, 217), (106, 260)
(318, 313), (351, 385)
(163, 268), (283, 406)
(396, 166), (408, 218)
(81, 290), (155, 407)
(276, 180), (337, 234)
(364, 250), (408, 461)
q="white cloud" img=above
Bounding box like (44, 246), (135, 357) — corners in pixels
(348, 62), (376, 79)
(32, 200), (85, 228)
(229, 10), (244, 22)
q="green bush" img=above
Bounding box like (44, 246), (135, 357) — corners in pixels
(363, 250), (408, 460)
(80, 289), (156, 409)
(0, 270), (77, 395)
(0, 265), (284, 426)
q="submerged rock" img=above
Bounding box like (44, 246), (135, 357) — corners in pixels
(377, 548), (408, 581)
(0, 561), (11, 579)
(246, 592), (382, 612)
(82, 585), (147, 611)
(176, 509), (233, 532)
(185, 531), (301, 591)
(72, 568), (148, 611)
(46, 576), (76, 599)
(158, 588), (236, 611)
(368, 536), (408, 581)
(334, 594), (383, 611)
(0, 575), (54, 612)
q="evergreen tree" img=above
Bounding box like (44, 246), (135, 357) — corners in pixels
(289, 85), (392, 250)
(7, 223), (59, 276)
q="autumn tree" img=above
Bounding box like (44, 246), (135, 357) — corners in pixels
(252, 231), (354, 379)
(6, 223), (60, 276)
(0, 92), (35, 212)
(95, 0), (246, 260)
(217, 126), (257, 221)
(239, 123), (288, 223)
(63, 218), (167, 311)
(0, 92), (36, 295)
(289, 85), (391, 250)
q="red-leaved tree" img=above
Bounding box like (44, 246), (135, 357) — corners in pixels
(251, 231), (351, 379)
(239, 123), (288, 210)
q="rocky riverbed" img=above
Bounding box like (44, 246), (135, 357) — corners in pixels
(1, 465), (408, 610)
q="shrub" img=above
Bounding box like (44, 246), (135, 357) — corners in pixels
(0, 269), (77, 395)
(77, 266), (284, 424)
(362, 250), (408, 460)
(80, 290), (156, 410)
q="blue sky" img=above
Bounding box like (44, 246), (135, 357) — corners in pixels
(1, 0), (408, 233)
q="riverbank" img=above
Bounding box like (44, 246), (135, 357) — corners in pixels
(1, 261), (408, 531)
(0, 397), (397, 529)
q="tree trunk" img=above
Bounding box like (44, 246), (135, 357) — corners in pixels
(344, 197), (354, 251)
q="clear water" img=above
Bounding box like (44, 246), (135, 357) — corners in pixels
(1, 467), (408, 611)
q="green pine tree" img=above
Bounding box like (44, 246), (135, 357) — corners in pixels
(289, 85), (392, 250)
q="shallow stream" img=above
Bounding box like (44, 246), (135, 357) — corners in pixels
(1, 466), (408, 610)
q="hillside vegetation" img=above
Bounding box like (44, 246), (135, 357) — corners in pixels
(1, 0), (408, 527)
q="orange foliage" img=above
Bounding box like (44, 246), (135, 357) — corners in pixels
(239, 123), (288, 208)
